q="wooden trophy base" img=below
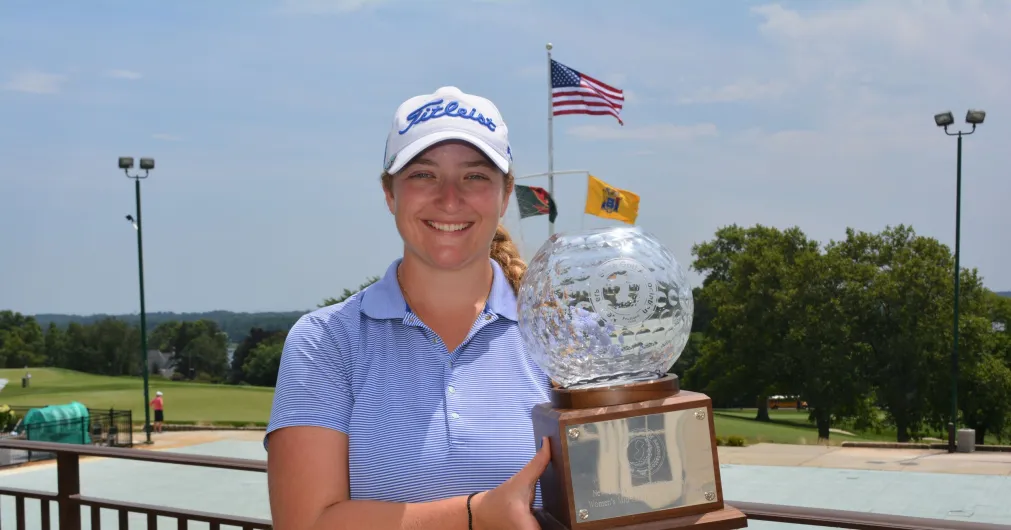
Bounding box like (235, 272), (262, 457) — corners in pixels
(532, 376), (747, 530)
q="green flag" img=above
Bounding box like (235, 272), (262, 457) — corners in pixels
(515, 184), (557, 223)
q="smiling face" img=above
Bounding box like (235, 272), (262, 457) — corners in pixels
(384, 140), (513, 271)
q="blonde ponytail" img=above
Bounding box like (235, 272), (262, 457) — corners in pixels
(491, 224), (526, 294)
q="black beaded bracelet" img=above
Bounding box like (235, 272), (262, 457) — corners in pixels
(466, 492), (479, 530)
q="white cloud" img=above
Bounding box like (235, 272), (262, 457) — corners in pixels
(107, 69), (143, 80)
(568, 123), (718, 142)
(602, 73), (627, 87)
(661, 1), (1011, 122)
(748, 1), (1011, 100)
(679, 79), (788, 104)
(276, 0), (389, 14)
(673, 0), (1011, 203)
(621, 89), (643, 105)
(627, 149), (655, 156)
(669, 1), (1011, 164)
(514, 64), (543, 79)
(2, 71), (67, 94)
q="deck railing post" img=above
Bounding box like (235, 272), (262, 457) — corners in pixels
(56, 452), (82, 530)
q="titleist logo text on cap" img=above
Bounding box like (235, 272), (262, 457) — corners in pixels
(399, 98), (498, 135)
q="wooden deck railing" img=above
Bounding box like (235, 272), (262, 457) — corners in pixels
(2, 438), (1009, 530)
(0, 439), (272, 530)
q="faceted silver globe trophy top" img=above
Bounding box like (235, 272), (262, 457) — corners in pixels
(517, 226), (694, 389)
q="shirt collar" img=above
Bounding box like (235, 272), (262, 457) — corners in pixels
(360, 258), (518, 322)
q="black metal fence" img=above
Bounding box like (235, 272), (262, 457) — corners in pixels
(0, 405), (133, 467)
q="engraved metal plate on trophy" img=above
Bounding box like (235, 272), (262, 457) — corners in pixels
(566, 408), (719, 523)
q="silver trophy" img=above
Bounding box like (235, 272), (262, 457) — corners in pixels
(519, 227), (746, 530)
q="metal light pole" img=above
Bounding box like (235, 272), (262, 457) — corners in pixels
(933, 109), (985, 453)
(120, 156), (155, 445)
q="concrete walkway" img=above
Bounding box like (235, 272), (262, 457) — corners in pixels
(3, 432), (1010, 529)
(719, 442), (1011, 476)
(118, 431), (1011, 476)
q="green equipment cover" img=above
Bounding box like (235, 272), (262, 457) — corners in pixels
(23, 402), (92, 444)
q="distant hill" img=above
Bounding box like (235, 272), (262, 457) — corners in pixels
(999, 291), (1011, 298)
(32, 310), (308, 342)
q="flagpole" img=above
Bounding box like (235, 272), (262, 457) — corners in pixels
(546, 42), (555, 238)
(515, 169), (588, 181)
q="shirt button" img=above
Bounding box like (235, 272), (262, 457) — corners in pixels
(431, 338), (438, 344)
(484, 314), (492, 321)
(448, 386), (456, 394)
(451, 412), (460, 420)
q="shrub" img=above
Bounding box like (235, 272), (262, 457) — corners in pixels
(726, 435), (746, 447)
(0, 405), (21, 432)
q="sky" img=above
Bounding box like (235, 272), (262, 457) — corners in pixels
(2, 0), (1010, 316)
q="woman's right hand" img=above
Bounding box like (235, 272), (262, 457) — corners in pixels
(470, 436), (552, 530)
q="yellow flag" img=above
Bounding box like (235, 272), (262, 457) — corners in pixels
(584, 174), (640, 224)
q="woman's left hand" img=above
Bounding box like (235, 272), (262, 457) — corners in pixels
(470, 436), (551, 530)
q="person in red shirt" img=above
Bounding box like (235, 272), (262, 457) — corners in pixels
(150, 391), (165, 433)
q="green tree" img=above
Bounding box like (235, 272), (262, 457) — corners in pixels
(88, 318), (141, 376)
(670, 332), (704, 382)
(986, 291), (1011, 365)
(952, 290), (1011, 444)
(230, 327), (286, 384)
(172, 320), (223, 359)
(837, 226), (954, 442)
(689, 287), (714, 334)
(149, 321), (181, 352)
(145, 319), (229, 380)
(690, 224), (817, 420)
(63, 322), (97, 373)
(0, 310), (46, 368)
(778, 242), (873, 440)
(242, 335), (286, 387)
(43, 322), (69, 368)
(320, 276), (380, 307)
(177, 333), (229, 381)
(958, 346), (1011, 444)
(36, 310), (305, 343)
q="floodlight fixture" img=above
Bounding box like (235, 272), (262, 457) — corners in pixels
(121, 156), (155, 179)
(934, 111), (955, 128)
(965, 109), (986, 125)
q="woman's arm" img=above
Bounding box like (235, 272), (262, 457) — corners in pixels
(267, 426), (550, 530)
(266, 313), (473, 530)
(267, 426), (478, 530)
(266, 312), (548, 530)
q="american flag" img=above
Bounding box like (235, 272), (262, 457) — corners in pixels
(550, 59), (624, 125)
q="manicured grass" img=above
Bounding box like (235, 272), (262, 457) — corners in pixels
(712, 409), (893, 445)
(0, 368), (274, 425)
(715, 408), (1007, 445)
(3, 369), (999, 446)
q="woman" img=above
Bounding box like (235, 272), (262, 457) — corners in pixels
(150, 391), (164, 433)
(266, 86), (553, 530)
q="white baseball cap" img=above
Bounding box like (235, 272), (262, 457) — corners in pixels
(383, 86), (512, 175)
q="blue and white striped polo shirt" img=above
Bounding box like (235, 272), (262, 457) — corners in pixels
(266, 258), (552, 505)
